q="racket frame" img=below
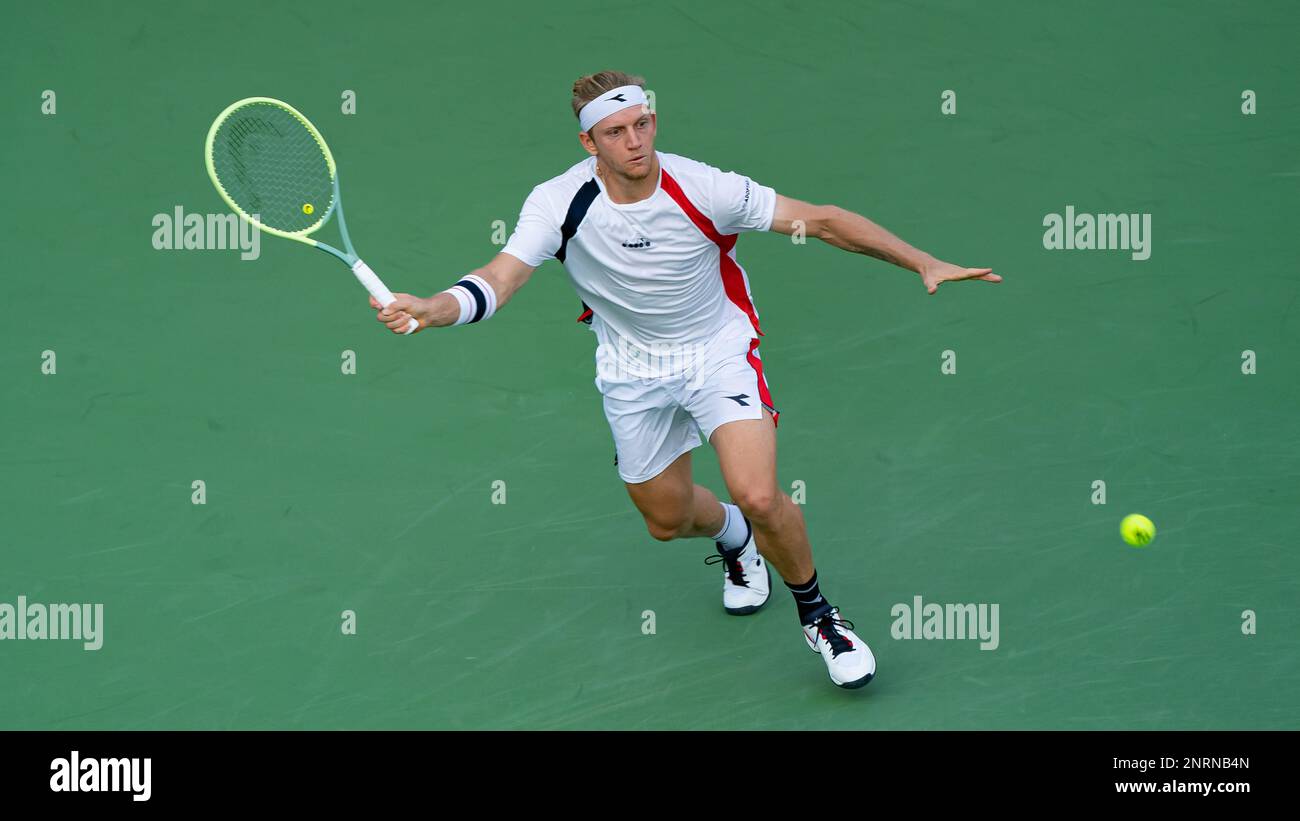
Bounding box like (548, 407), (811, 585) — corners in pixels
(204, 97), (415, 333)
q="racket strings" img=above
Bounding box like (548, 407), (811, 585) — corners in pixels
(210, 102), (334, 234)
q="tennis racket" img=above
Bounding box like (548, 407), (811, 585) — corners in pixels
(204, 96), (418, 334)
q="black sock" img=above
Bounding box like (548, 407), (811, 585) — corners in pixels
(785, 571), (832, 625)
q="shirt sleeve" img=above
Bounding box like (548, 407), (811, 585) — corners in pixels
(502, 185), (562, 268)
(709, 166), (777, 235)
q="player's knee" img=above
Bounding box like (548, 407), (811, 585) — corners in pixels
(734, 487), (782, 524)
(645, 511), (689, 541)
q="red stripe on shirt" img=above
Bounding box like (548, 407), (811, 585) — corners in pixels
(660, 170), (764, 338)
(662, 169), (777, 426)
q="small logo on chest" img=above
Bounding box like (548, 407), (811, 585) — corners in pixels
(621, 236), (653, 249)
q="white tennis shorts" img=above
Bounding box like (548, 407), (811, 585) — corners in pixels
(594, 331), (780, 484)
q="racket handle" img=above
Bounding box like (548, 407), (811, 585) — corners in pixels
(352, 258), (418, 335)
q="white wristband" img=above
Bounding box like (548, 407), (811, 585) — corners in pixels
(442, 274), (497, 325)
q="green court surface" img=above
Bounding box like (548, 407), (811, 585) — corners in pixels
(1, 1), (1297, 730)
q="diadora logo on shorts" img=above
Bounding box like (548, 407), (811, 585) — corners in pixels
(725, 394), (750, 406)
(621, 236), (653, 249)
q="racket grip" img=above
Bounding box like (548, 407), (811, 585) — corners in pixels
(352, 259), (418, 335)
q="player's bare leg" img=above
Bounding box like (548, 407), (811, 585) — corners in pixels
(708, 410), (813, 582)
(710, 409), (876, 688)
(624, 448), (771, 615)
(623, 450), (726, 541)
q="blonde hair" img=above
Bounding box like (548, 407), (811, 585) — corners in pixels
(571, 70), (646, 125)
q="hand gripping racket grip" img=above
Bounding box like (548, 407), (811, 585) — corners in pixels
(352, 259), (418, 335)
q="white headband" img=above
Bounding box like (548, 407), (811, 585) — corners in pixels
(579, 84), (649, 132)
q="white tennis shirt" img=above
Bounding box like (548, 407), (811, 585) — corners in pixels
(502, 151), (777, 378)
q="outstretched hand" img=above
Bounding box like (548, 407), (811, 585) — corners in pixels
(919, 259), (1002, 295)
(370, 294), (426, 334)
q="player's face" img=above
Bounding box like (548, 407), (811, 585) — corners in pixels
(587, 106), (657, 180)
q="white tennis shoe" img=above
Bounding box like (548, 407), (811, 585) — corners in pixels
(705, 521), (770, 615)
(802, 606), (876, 689)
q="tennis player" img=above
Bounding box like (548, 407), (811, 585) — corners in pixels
(372, 71), (1000, 689)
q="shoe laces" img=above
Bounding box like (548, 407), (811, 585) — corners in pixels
(812, 611), (855, 658)
(705, 546), (749, 587)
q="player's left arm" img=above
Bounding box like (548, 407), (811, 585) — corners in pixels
(769, 194), (1001, 295)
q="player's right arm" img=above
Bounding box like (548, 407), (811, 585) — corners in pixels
(371, 252), (537, 333)
(373, 183), (559, 334)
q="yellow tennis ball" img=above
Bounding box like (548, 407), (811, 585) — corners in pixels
(1120, 513), (1156, 547)
(302, 203), (314, 215)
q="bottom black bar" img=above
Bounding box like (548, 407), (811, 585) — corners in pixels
(0, 730), (1283, 808)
